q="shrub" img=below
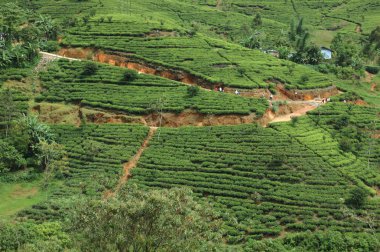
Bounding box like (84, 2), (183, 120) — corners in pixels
(187, 86), (200, 97)
(123, 70), (137, 81)
(298, 74), (309, 84)
(82, 62), (98, 75)
(237, 67), (246, 77)
(339, 137), (353, 152)
(40, 41), (60, 53)
(291, 116), (299, 126)
(345, 187), (369, 208)
(0, 140), (26, 173)
(365, 65), (380, 74)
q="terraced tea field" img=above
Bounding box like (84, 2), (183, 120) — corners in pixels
(130, 124), (379, 242)
(19, 124), (149, 221)
(0, 0), (379, 250)
(38, 59), (268, 116)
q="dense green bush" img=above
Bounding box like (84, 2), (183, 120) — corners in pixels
(40, 41), (61, 53)
(345, 187), (369, 208)
(82, 62), (98, 75)
(365, 65), (380, 74)
(0, 221), (70, 251)
(0, 140), (26, 173)
(245, 231), (380, 252)
(186, 85), (200, 97)
(123, 70), (137, 81)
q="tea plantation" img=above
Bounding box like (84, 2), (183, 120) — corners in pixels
(130, 124), (379, 243)
(38, 59), (268, 115)
(19, 124), (149, 221)
(0, 0), (379, 250)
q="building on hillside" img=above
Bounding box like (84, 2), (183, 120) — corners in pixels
(321, 47), (332, 60)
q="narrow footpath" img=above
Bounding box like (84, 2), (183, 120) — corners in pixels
(107, 127), (157, 197)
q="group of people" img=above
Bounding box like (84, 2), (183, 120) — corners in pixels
(214, 86), (240, 95)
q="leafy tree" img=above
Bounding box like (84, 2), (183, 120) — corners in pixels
(363, 26), (380, 62)
(331, 34), (361, 68)
(339, 137), (353, 152)
(68, 185), (222, 252)
(0, 221), (70, 251)
(17, 115), (54, 154)
(35, 15), (60, 40)
(345, 187), (370, 208)
(0, 3), (26, 46)
(305, 44), (323, 65)
(287, 17), (325, 65)
(0, 140), (26, 173)
(330, 114), (350, 130)
(240, 32), (263, 49)
(82, 139), (102, 160)
(278, 46), (291, 60)
(289, 17), (309, 50)
(368, 26), (380, 50)
(36, 141), (67, 183)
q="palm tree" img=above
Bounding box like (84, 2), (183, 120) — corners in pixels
(35, 15), (58, 40)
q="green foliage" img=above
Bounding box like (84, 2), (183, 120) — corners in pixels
(245, 231), (380, 252)
(298, 74), (309, 84)
(331, 34), (362, 68)
(40, 41), (61, 53)
(0, 140), (26, 173)
(69, 185), (222, 251)
(18, 115), (54, 149)
(35, 15), (60, 41)
(0, 4), (51, 69)
(82, 61), (98, 75)
(130, 124), (374, 242)
(345, 187), (369, 209)
(365, 65), (379, 75)
(237, 67), (246, 76)
(240, 33), (262, 49)
(0, 89), (20, 137)
(0, 221), (70, 251)
(36, 141), (67, 182)
(253, 13), (262, 27)
(123, 69), (137, 81)
(38, 60), (268, 116)
(186, 85), (200, 97)
(363, 26), (380, 62)
(291, 116), (299, 126)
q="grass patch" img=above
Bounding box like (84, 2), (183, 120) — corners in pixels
(0, 181), (47, 219)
